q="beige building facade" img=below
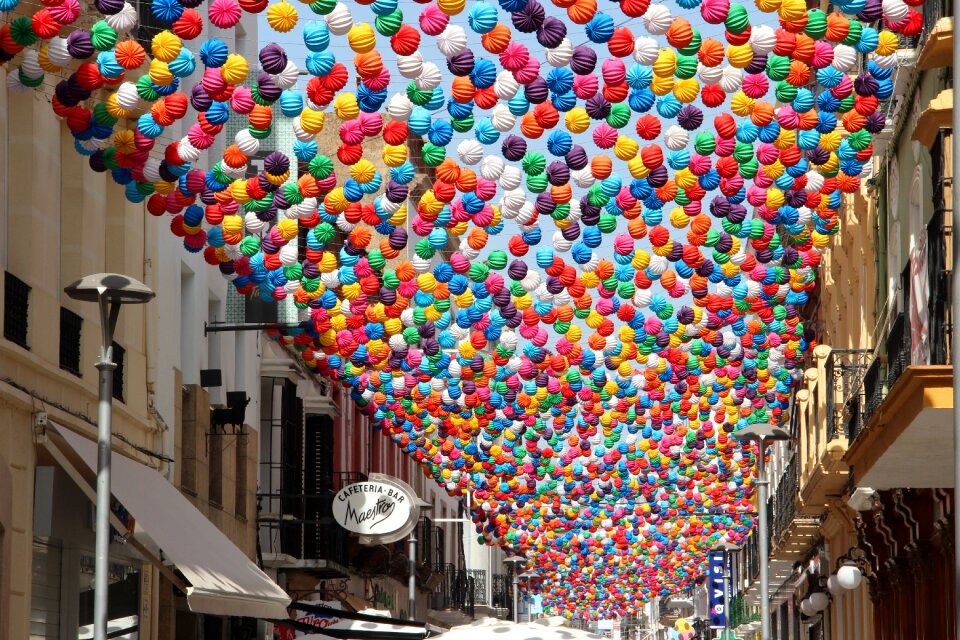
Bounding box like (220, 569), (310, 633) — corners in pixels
(0, 4), (283, 635)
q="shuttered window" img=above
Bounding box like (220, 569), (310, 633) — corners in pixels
(4, 272), (30, 348)
(59, 308), (82, 376)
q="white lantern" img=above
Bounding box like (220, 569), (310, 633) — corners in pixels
(827, 575), (842, 595)
(799, 598), (817, 617)
(809, 591), (830, 612)
(837, 564), (863, 590)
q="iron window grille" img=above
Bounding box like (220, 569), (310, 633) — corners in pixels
(3, 272), (30, 348)
(112, 342), (125, 402)
(59, 307), (83, 376)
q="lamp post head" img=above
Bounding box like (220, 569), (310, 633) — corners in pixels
(711, 540), (742, 553)
(732, 423), (792, 443)
(519, 571), (539, 580)
(65, 273), (155, 304)
(504, 555), (527, 564)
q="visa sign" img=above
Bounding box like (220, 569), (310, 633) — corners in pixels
(708, 552), (727, 629)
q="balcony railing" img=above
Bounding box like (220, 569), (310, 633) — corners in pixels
(416, 517), (446, 569)
(858, 353), (883, 439)
(846, 184), (953, 442)
(929, 134), (953, 365)
(825, 349), (872, 440)
(769, 453), (799, 551)
(431, 563), (476, 617)
(257, 492), (350, 569)
(921, 0), (952, 49)
(886, 311), (911, 392)
(491, 573), (513, 617)
(467, 569), (487, 605)
(257, 472), (366, 569)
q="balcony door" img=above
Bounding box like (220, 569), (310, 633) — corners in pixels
(304, 414), (336, 562)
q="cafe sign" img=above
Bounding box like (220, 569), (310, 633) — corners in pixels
(332, 474), (422, 545)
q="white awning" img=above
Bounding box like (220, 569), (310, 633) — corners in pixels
(47, 424), (291, 620)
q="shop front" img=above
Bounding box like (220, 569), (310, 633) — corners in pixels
(35, 423), (291, 640)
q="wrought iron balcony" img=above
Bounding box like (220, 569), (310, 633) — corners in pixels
(257, 472), (367, 573)
(886, 311), (911, 393)
(825, 349), (872, 441)
(467, 569), (487, 605)
(859, 355), (884, 438)
(431, 563), (476, 617)
(416, 517), (446, 569)
(257, 491), (349, 573)
(491, 573), (513, 617)
(769, 453), (799, 551)
(845, 181), (952, 441)
(927, 164), (953, 365)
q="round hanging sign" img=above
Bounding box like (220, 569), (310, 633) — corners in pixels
(332, 474), (421, 544)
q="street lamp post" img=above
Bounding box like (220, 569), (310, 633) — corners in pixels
(519, 571), (539, 623)
(732, 423), (791, 640)
(504, 554), (526, 623)
(64, 274), (154, 640)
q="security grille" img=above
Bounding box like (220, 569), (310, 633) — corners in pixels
(59, 307), (82, 376)
(3, 271), (30, 348)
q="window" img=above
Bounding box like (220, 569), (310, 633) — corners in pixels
(111, 342), (125, 402)
(78, 553), (140, 639)
(59, 308), (82, 376)
(3, 271), (29, 348)
(279, 380), (304, 557)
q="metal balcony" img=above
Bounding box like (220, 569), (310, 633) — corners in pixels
(256, 472), (367, 576)
(825, 349), (872, 441)
(431, 563), (477, 617)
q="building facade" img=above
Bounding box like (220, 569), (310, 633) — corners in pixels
(748, 3), (957, 639)
(0, 6), (309, 639)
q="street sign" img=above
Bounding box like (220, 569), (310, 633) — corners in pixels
(332, 474), (422, 545)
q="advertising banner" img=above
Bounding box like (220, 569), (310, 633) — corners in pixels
(708, 552), (726, 629)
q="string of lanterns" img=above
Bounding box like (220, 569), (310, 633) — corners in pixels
(0, 0), (919, 618)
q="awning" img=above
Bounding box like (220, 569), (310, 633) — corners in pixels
(45, 424), (291, 620)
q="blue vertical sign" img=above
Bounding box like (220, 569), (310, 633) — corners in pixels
(708, 552), (726, 629)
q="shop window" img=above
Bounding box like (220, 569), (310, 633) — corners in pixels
(3, 271), (29, 348)
(111, 342), (125, 402)
(59, 307), (82, 376)
(78, 553), (140, 639)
